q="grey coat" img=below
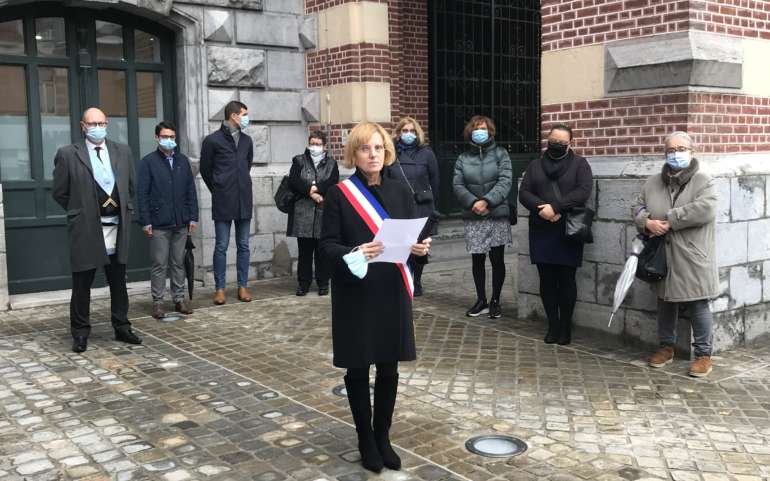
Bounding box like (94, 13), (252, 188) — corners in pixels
(452, 141), (513, 220)
(632, 159), (718, 302)
(52, 139), (135, 272)
(286, 151), (339, 238)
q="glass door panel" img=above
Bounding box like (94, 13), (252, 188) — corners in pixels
(136, 71), (163, 156)
(98, 69), (128, 145)
(39, 66), (70, 179)
(0, 65), (30, 181)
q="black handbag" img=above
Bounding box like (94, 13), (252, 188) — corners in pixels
(395, 160), (433, 205)
(274, 175), (296, 214)
(550, 181), (594, 243)
(636, 235), (667, 282)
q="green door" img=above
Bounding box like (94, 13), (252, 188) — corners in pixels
(0, 3), (175, 294)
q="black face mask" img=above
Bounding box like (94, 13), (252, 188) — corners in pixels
(546, 141), (569, 158)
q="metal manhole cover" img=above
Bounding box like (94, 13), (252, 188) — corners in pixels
(160, 313), (185, 323)
(465, 435), (528, 457)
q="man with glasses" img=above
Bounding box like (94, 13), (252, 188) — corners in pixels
(137, 121), (198, 320)
(52, 107), (143, 353)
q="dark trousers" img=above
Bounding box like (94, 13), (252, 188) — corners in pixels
(536, 263), (577, 327)
(471, 245), (506, 302)
(70, 255), (131, 338)
(297, 237), (329, 289)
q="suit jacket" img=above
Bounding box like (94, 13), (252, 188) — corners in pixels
(52, 139), (135, 272)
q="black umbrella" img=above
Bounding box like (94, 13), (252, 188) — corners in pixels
(184, 234), (195, 299)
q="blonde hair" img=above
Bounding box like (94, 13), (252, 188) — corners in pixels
(342, 122), (396, 169)
(392, 116), (426, 145)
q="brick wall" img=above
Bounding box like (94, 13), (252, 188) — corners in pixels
(305, 0), (388, 14)
(541, 0), (690, 52)
(305, 0), (430, 144)
(691, 0), (770, 39)
(306, 43), (392, 87)
(543, 93), (770, 155)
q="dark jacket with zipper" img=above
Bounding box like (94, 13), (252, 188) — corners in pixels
(136, 149), (199, 230)
(286, 150), (339, 238)
(384, 142), (440, 219)
(519, 150), (593, 267)
(452, 140), (513, 220)
(199, 124), (253, 221)
(320, 170), (425, 368)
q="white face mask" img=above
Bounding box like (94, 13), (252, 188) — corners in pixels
(308, 145), (324, 156)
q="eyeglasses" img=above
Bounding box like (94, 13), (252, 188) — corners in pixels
(84, 121), (108, 128)
(665, 146), (691, 154)
(401, 128), (416, 133)
(357, 145), (385, 155)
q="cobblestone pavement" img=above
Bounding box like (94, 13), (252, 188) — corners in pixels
(1, 278), (769, 481)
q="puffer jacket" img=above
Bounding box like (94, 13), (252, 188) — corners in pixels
(452, 140), (512, 219)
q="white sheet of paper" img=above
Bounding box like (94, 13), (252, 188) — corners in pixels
(371, 217), (428, 264)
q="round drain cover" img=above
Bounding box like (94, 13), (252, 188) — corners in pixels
(160, 313), (185, 323)
(465, 435), (528, 457)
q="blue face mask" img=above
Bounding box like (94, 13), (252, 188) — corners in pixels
(666, 151), (691, 169)
(342, 248), (368, 279)
(239, 114), (249, 130)
(471, 129), (489, 145)
(400, 132), (417, 145)
(159, 138), (177, 152)
(85, 126), (107, 143)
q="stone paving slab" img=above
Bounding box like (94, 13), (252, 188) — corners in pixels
(1, 277), (770, 481)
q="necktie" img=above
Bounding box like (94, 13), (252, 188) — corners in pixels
(94, 146), (104, 163)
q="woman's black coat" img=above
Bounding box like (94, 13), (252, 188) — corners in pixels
(518, 151), (593, 267)
(384, 143), (440, 220)
(320, 170), (422, 368)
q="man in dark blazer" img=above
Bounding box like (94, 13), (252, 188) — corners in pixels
(52, 107), (143, 353)
(200, 100), (254, 305)
(137, 120), (198, 319)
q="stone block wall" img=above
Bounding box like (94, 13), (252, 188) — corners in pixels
(171, 0), (317, 286)
(516, 157), (770, 354)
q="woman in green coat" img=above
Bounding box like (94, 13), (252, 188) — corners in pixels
(632, 131), (718, 378)
(453, 115), (512, 319)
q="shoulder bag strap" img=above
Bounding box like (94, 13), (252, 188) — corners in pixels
(395, 160), (416, 195)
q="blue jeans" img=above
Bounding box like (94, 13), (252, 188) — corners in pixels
(657, 298), (713, 357)
(214, 219), (250, 289)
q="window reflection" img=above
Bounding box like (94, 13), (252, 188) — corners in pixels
(98, 69), (128, 144)
(135, 30), (160, 63)
(0, 66), (30, 181)
(0, 20), (24, 55)
(137, 72), (164, 155)
(96, 20), (123, 61)
(35, 18), (66, 57)
(40, 67), (70, 180)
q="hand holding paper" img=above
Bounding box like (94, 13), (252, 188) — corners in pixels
(371, 217), (428, 264)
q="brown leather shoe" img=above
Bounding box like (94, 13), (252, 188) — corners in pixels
(237, 287), (252, 302)
(689, 356), (713, 377)
(213, 289), (226, 305)
(151, 303), (165, 320)
(175, 300), (193, 315)
(648, 345), (674, 368)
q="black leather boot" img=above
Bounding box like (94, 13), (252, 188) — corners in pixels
(543, 315), (559, 344)
(373, 374), (401, 470)
(344, 375), (383, 473)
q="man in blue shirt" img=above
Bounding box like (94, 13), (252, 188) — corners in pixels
(137, 121), (199, 319)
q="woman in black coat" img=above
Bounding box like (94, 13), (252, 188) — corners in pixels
(519, 124), (593, 345)
(383, 116), (439, 296)
(287, 130), (339, 296)
(320, 122), (431, 473)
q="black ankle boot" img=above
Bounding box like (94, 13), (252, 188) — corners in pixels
(373, 374), (401, 470)
(557, 320), (572, 345)
(344, 375), (383, 473)
(544, 316), (559, 344)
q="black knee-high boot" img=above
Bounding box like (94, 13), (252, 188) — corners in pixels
(344, 375), (383, 473)
(373, 373), (401, 470)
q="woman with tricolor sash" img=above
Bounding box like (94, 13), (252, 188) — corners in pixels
(320, 122), (432, 473)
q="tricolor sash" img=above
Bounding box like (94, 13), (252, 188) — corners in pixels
(337, 175), (414, 298)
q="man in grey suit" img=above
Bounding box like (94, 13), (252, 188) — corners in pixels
(52, 107), (143, 353)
